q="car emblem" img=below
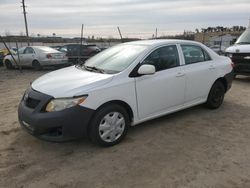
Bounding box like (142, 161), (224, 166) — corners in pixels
(24, 93), (29, 101)
(235, 49), (240, 53)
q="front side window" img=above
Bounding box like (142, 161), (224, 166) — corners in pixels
(18, 47), (26, 54)
(24, 47), (35, 54)
(181, 45), (211, 65)
(142, 45), (180, 72)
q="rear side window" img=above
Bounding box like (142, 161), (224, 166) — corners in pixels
(142, 45), (180, 72)
(181, 45), (211, 65)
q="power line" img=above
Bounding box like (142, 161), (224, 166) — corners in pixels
(21, 0), (30, 46)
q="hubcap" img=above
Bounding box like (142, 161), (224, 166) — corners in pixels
(212, 87), (223, 103)
(99, 112), (125, 143)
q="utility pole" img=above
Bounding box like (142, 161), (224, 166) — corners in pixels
(155, 28), (158, 39)
(21, 0), (30, 46)
(117, 27), (123, 43)
(78, 24), (84, 63)
(80, 24), (84, 45)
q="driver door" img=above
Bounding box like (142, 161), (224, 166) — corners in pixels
(20, 47), (35, 66)
(135, 45), (186, 120)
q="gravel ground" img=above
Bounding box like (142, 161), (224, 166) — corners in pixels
(1, 66), (250, 188)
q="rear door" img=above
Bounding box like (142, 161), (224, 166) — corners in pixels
(135, 45), (186, 120)
(180, 45), (217, 104)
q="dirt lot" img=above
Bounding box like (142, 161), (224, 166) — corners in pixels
(1, 67), (250, 188)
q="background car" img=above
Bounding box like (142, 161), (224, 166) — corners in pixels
(209, 45), (226, 55)
(58, 44), (101, 64)
(0, 48), (17, 66)
(225, 28), (250, 76)
(50, 45), (62, 51)
(0, 51), (4, 66)
(3, 46), (69, 70)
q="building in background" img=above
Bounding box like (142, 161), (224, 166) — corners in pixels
(208, 34), (238, 48)
(194, 28), (246, 47)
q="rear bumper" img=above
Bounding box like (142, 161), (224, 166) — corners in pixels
(40, 59), (69, 67)
(18, 88), (94, 142)
(224, 71), (234, 92)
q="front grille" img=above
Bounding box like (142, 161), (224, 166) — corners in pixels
(232, 53), (250, 64)
(25, 97), (40, 109)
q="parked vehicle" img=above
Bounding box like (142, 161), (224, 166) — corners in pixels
(225, 27), (250, 76)
(3, 46), (69, 70)
(50, 45), (62, 51)
(209, 45), (226, 55)
(18, 40), (234, 146)
(0, 48), (17, 66)
(58, 44), (101, 64)
(0, 51), (4, 66)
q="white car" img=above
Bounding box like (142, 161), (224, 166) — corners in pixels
(18, 40), (234, 146)
(4, 46), (69, 70)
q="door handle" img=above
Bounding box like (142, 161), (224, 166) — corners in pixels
(209, 65), (215, 70)
(176, 72), (185, 77)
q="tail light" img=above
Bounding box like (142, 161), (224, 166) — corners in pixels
(46, 54), (52, 59)
(231, 62), (235, 69)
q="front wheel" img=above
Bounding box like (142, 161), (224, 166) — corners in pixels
(32, 60), (42, 70)
(5, 60), (13, 69)
(205, 81), (225, 109)
(89, 104), (130, 147)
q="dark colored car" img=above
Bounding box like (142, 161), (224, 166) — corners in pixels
(0, 51), (4, 66)
(58, 44), (101, 64)
(225, 28), (250, 76)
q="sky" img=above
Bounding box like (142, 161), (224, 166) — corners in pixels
(1, 0), (250, 39)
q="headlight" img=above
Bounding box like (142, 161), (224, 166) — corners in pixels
(45, 96), (87, 112)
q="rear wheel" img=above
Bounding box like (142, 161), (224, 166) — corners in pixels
(205, 81), (225, 109)
(89, 104), (130, 147)
(5, 60), (13, 69)
(32, 60), (42, 70)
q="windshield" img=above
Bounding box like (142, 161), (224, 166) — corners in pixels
(84, 44), (147, 73)
(236, 29), (250, 44)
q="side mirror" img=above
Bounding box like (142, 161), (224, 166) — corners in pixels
(138, 64), (156, 75)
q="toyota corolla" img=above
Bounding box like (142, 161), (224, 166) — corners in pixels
(18, 40), (234, 146)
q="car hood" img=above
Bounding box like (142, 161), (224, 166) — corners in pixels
(32, 66), (114, 98)
(226, 44), (250, 53)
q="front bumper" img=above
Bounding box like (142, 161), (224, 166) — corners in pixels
(230, 53), (250, 75)
(234, 63), (250, 75)
(18, 88), (94, 142)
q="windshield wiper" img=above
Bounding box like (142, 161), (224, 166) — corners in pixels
(236, 42), (250, 45)
(83, 65), (106, 74)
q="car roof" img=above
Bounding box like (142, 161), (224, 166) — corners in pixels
(125, 39), (203, 47)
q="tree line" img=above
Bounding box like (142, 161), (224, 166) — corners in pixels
(196, 26), (246, 33)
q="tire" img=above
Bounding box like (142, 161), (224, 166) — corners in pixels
(32, 60), (42, 70)
(205, 81), (225, 109)
(5, 60), (13, 69)
(89, 104), (130, 147)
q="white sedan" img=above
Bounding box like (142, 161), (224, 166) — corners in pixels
(4, 46), (69, 70)
(18, 40), (234, 146)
